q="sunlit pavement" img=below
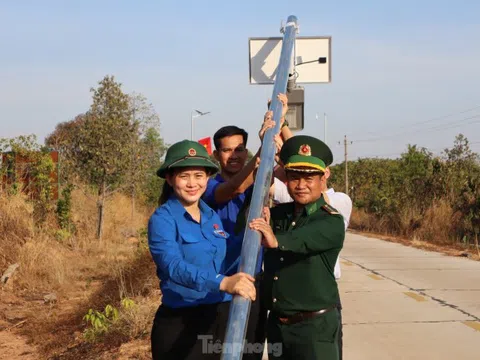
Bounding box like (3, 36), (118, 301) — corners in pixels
(261, 232), (480, 359)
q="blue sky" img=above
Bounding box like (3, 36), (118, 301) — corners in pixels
(1, 0), (479, 163)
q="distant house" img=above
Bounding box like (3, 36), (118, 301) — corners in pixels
(1, 150), (59, 200)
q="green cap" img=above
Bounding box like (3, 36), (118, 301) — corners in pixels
(279, 135), (333, 173)
(156, 140), (218, 178)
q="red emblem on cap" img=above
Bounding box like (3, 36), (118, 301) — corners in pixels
(299, 144), (312, 156)
(213, 224), (219, 229)
(188, 148), (196, 156)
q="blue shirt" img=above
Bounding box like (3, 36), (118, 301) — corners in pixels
(203, 174), (262, 275)
(148, 195), (232, 308)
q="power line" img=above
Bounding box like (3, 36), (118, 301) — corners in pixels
(425, 114), (480, 131)
(355, 152), (402, 159)
(355, 104), (480, 141)
(355, 114), (480, 143)
(355, 142), (480, 159)
(399, 105), (480, 128)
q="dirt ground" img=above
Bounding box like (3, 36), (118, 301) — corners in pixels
(0, 330), (36, 360)
(1, 229), (477, 359)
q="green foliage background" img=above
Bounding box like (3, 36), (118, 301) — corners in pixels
(330, 134), (480, 245)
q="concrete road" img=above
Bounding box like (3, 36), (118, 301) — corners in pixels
(262, 232), (480, 359)
(340, 232), (480, 360)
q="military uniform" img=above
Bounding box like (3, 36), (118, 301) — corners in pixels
(262, 135), (345, 360)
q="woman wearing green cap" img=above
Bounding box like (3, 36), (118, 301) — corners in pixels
(148, 139), (257, 360)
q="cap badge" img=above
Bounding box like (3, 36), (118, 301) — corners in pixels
(188, 148), (197, 156)
(299, 144), (312, 156)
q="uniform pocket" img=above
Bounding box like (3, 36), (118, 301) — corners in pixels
(180, 234), (213, 266)
(180, 234), (201, 243)
(311, 309), (339, 343)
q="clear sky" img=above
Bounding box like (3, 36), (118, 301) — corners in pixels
(1, 0), (479, 164)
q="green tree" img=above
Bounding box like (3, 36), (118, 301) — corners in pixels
(443, 134), (480, 243)
(45, 114), (86, 185)
(46, 81), (168, 229)
(399, 145), (435, 209)
(140, 127), (167, 207)
(74, 75), (136, 238)
(125, 93), (167, 213)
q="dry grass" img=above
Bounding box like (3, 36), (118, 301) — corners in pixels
(415, 199), (458, 244)
(0, 193), (34, 270)
(350, 208), (378, 232)
(110, 295), (159, 340)
(351, 201), (458, 243)
(350, 199), (479, 261)
(1, 189), (151, 293)
(16, 235), (74, 291)
(0, 188), (160, 359)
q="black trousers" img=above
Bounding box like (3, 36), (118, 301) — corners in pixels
(151, 279), (268, 360)
(151, 301), (229, 360)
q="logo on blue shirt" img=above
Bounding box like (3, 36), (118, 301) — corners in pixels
(213, 223), (227, 238)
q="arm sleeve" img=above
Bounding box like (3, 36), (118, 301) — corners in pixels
(273, 178), (293, 204)
(330, 192), (353, 230)
(275, 214), (345, 254)
(148, 211), (224, 292)
(202, 178), (220, 209)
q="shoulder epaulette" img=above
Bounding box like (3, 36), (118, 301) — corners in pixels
(321, 204), (340, 215)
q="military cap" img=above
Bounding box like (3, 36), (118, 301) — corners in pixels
(157, 139), (218, 178)
(279, 135), (333, 173)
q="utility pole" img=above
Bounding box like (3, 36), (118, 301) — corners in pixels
(344, 135), (348, 195)
(342, 135), (352, 195)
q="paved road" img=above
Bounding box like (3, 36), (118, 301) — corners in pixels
(341, 232), (479, 360)
(262, 232), (480, 359)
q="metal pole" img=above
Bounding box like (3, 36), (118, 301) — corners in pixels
(221, 15), (298, 360)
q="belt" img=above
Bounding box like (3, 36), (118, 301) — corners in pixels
(277, 305), (338, 325)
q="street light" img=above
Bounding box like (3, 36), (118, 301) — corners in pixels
(191, 109), (211, 141)
(284, 86), (304, 130)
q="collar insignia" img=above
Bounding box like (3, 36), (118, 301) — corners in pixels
(322, 204), (339, 215)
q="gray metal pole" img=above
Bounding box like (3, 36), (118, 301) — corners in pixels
(221, 15), (298, 360)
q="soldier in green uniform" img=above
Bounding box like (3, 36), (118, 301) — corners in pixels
(249, 135), (345, 360)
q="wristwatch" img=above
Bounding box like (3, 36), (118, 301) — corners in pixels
(281, 118), (289, 129)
